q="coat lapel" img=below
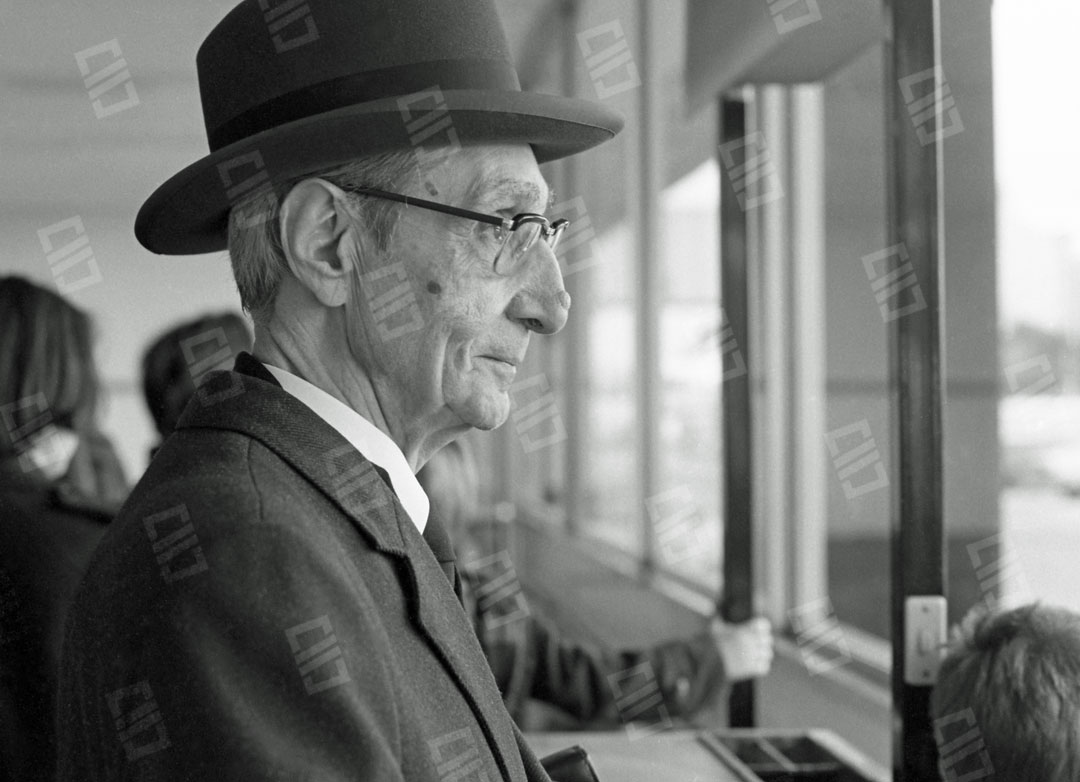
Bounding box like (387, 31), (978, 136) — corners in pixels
(176, 358), (522, 781)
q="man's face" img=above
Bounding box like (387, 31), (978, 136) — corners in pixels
(343, 143), (568, 432)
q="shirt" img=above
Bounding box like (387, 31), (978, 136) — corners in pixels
(263, 363), (429, 533)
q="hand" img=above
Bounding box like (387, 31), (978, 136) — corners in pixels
(710, 616), (774, 682)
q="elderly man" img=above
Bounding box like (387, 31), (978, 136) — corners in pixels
(55, 1), (620, 780)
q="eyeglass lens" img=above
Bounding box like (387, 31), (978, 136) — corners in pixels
(494, 220), (567, 274)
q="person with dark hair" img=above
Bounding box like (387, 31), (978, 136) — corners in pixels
(418, 439), (773, 728)
(0, 276), (129, 782)
(930, 602), (1080, 782)
(55, 1), (622, 779)
(140, 312), (252, 452)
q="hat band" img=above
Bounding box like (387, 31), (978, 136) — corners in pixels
(207, 58), (521, 152)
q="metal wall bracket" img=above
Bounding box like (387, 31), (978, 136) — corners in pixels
(903, 596), (947, 685)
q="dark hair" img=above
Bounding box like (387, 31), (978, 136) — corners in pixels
(0, 277), (99, 457)
(931, 603), (1080, 782)
(141, 312), (252, 437)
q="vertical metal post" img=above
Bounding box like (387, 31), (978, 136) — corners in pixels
(560, 0), (584, 535)
(788, 85), (829, 614)
(759, 86), (792, 614)
(636, 0), (661, 572)
(719, 95), (755, 728)
(885, 1), (947, 779)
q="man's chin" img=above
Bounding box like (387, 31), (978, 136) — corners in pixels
(450, 394), (509, 432)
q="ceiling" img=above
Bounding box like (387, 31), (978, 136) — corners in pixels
(0, 0), (560, 227)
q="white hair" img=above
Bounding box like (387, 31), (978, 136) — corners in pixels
(226, 151), (418, 325)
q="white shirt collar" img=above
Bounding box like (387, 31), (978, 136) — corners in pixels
(262, 363), (428, 533)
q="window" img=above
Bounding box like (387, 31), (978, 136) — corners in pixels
(994, 0), (1080, 609)
(577, 161), (724, 591)
(657, 162), (722, 589)
(504, 0), (997, 669)
(581, 222), (640, 553)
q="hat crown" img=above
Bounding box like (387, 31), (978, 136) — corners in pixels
(197, 0), (520, 151)
(136, 0), (622, 255)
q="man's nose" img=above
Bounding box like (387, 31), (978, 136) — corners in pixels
(506, 242), (570, 335)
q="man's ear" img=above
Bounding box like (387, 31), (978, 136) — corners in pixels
(278, 179), (356, 307)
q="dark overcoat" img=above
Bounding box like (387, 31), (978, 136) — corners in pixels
(0, 432), (127, 782)
(56, 357), (551, 781)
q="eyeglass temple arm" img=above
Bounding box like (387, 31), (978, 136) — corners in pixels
(346, 186), (506, 227)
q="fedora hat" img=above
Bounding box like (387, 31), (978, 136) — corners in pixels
(135, 0), (624, 255)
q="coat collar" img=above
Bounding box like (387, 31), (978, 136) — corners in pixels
(176, 352), (410, 554)
(175, 354), (523, 782)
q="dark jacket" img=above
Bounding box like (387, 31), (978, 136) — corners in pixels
(0, 432), (127, 782)
(461, 561), (726, 727)
(55, 357), (551, 782)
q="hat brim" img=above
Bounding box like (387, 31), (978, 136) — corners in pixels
(135, 90), (623, 255)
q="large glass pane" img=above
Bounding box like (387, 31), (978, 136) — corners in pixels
(656, 160), (721, 590)
(821, 45), (893, 639)
(580, 224), (641, 553)
(994, 0), (1080, 610)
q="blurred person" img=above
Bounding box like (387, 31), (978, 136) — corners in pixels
(0, 276), (129, 782)
(140, 312), (252, 455)
(418, 439), (775, 727)
(55, 0), (622, 779)
(930, 602), (1080, 782)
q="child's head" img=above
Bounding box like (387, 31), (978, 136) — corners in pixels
(931, 602), (1080, 782)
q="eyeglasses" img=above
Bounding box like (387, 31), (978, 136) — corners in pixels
(338, 185), (569, 276)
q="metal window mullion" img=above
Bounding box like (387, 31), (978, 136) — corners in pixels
(560, 0), (584, 536)
(720, 91), (755, 728)
(788, 84), (829, 613)
(758, 85), (793, 620)
(885, 0), (947, 779)
(636, 0), (662, 572)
